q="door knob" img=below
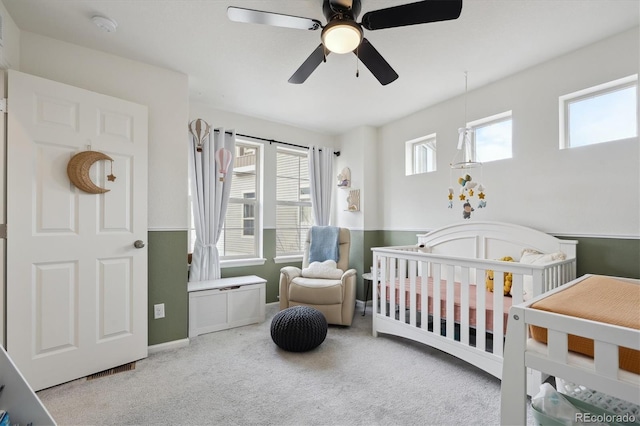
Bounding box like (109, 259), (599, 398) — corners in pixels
(134, 240), (145, 249)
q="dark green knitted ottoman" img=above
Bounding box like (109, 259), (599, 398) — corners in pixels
(270, 306), (328, 352)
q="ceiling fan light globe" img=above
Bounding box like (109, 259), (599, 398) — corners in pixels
(322, 21), (362, 54)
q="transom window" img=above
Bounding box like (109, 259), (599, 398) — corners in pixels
(560, 74), (638, 149)
(467, 111), (512, 163)
(276, 148), (312, 257)
(405, 134), (437, 175)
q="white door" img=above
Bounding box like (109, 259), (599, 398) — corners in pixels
(6, 70), (148, 391)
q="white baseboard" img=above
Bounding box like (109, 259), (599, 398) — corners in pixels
(148, 338), (190, 354)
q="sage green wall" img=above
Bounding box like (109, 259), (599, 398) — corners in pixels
(146, 229), (638, 345)
(148, 231), (189, 346)
(573, 237), (640, 279)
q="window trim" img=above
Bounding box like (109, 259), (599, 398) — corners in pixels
(559, 74), (638, 149)
(467, 110), (513, 163)
(405, 133), (437, 176)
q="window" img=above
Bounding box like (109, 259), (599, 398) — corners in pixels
(560, 75), (638, 149)
(276, 148), (312, 257)
(467, 111), (512, 163)
(405, 134), (436, 175)
(221, 142), (260, 259)
(187, 141), (262, 261)
(242, 192), (255, 236)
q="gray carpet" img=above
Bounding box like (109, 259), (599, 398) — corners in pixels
(37, 304), (535, 425)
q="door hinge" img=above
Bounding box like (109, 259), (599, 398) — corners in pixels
(0, 224), (6, 239)
(0, 98), (6, 113)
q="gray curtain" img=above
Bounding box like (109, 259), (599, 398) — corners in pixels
(188, 119), (235, 281)
(308, 146), (334, 226)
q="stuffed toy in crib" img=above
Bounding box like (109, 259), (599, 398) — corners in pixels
(486, 256), (514, 296)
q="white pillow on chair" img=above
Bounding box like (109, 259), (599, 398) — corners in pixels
(301, 260), (344, 279)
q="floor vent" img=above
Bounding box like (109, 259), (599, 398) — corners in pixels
(86, 362), (136, 380)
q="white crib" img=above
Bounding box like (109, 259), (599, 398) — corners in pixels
(500, 274), (640, 425)
(371, 222), (577, 387)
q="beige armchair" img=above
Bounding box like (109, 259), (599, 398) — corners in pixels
(279, 227), (357, 326)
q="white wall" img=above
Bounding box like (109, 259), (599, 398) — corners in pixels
(189, 103), (336, 229)
(18, 32), (189, 230)
(335, 125), (378, 230)
(375, 27), (639, 237)
(0, 1), (20, 69)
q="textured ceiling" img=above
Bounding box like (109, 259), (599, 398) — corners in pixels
(3, 0), (639, 135)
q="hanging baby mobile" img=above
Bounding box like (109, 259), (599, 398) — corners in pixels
(448, 72), (487, 219)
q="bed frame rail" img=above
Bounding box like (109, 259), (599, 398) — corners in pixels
(501, 275), (640, 425)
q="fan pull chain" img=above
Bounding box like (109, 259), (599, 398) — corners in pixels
(355, 46), (360, 78)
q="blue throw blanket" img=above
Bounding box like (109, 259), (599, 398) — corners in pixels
(309, 226), (340, 263)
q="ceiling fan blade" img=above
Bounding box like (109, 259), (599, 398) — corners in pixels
(356, 39), (398, 85)
(227, 7), (321, 31)
(289, 44), (329, 84)
(361, 0), (463, 31)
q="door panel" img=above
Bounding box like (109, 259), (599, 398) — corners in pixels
(7, 69), (148, 391)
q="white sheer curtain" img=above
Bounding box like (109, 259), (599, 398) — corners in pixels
(308, 146), (334, 226)
(188, 119), (236, 281)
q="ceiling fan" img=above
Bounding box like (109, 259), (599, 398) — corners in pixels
(227, 0), (463, 85)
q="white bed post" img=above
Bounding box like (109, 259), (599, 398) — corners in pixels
(372, 253), (380, 337)
(501, 305), (528, 426)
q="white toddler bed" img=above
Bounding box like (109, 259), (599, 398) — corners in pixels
(371, 221), (577, 386)
(500, 274), (640, 425)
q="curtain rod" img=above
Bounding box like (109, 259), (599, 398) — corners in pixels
(213, 129), (340, 156)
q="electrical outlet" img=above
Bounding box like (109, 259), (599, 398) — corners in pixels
(154, 303), (165, 319)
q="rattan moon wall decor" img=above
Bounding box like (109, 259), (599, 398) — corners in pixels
(67, 150), (116, 194)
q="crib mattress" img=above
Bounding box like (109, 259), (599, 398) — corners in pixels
(530, 275), (640, 375)
(381, 277), (512, 334)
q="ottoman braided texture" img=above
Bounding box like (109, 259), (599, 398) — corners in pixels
(270, 306), (328, 352)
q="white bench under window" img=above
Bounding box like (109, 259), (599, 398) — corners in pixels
(188, 275), (266, 338)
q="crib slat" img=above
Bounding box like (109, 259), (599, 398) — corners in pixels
(420, 261), (428, 330)
(409, 260), (417, 327)
(460, 267), (470, 345)
(399, 259), (406, 323)
(446, 265), (455, 340)
(379, 256), (386, 317)
(475, 268), (486, 352)
(493, 273), (504, 357)
(389, 258), (396, 319)
(511, 274), (523, 305)
(433, 263), (442, 333)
